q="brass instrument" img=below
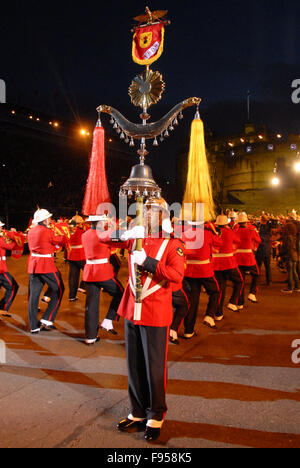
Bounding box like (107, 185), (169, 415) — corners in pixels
(0, 230), (13, 245)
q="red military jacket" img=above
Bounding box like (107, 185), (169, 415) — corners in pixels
(234, 225), (261, 267)
(82, 228), (115, 282)
(28, 225), (66, 274)
(212, 226), (239, 271)
(0, 237), (16, 274)
(182, 226), (222, 278)
(98, 230), (185, 327)
(120, 237), (185, 327)
(67, 227), (86, 262)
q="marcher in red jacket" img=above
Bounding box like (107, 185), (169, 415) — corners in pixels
(169, 236), (191, 345)
(82, 214), (124, 344)
(27, 209), (67, 333)
(212, 214), (244, 318)
(182, 221), (222, 333)
(0, 220), (19, 318)
(100, 198), (185, 442)
(67, 217), (86, 301)
(234, 212), (261, 306)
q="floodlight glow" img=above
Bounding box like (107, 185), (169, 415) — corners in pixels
(272, 177), (280, 186)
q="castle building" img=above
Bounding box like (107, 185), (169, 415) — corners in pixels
(207, 123), (300, 215)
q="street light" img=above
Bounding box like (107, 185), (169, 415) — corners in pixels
(295, 161), (300, 173)
(294, 153), (300, 173)
(271, 176), (280, 186)
(271, 162), (280, 186)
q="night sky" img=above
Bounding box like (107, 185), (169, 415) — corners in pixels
(2, 0), (300, 134)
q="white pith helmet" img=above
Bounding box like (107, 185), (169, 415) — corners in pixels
(237, 212), (248, 223)
(33, 209), (53, 224)
(216, 214), (229, 226)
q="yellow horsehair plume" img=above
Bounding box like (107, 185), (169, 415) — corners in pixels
(182, 117), (215, 222)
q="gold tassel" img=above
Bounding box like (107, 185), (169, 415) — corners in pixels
(182, 117), (215, 222)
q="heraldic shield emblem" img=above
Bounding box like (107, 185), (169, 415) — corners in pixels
(132, 23), (165, 66)
(140, 32), (153, 49)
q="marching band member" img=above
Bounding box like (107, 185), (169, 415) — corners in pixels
(100, 197), (185, 442)
(169, 221), (190, 345)
(182, 220), (222, 334)
(27, 209), (67, 334)
(213, 214), (244, 319)
(109, 248), (122, 277)
(229, 211), (238, 229)
(170, 278), (191, 345)
(68, 216), (86, 301)
(0, 219), (19, 317)
(235, 212), (261, 307)
(82, 214), (124, 345)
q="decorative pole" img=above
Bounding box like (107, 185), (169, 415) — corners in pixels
(96, 7), (202, 321)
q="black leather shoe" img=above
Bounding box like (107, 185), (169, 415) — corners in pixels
(144, 426), (161, 442)
(101, 327), (118, 336)
(40, 324), (57, 331)
(169, 337), (179, 345)
(117, 418), (145, 432)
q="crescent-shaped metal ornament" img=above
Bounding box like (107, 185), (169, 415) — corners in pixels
(97, 97), (201, 141)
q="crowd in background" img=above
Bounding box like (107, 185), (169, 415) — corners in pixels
(243, 211), (300, 292)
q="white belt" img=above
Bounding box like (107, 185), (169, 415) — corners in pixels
(236, 249), (252, 254)
(1, 256), (6, 261)
(129, 277), (167, 301)
(86, 258), (109, 265)
(212, 253), (234, 258)
(31, 253), (52, 258)
(187, 259), (210, 265)
(71, 245), (83, 249)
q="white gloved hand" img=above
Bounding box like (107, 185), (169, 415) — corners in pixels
(120, 226), (145, 241)
(131, 249), (147, 266)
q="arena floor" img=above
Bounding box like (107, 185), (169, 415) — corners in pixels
(0, 253), (300, 448)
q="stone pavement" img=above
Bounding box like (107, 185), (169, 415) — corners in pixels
(0, 254), (300, 448)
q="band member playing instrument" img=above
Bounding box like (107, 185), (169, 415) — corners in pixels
(0, 219), (19, 318)
(82, 214), (124, 345)
(234, 212), (261, 307)
(27, 209), (67, 334)
(68, 216), (86, 301)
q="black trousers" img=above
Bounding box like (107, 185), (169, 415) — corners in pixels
(256, 255), (272, 285)
(238, 265), (260, 305)
(85, 278), (124, 340)
(184, 276), (221, 334)
(28, 272), (65, 330)
(0, 272), (19, 312)
(214, 268), (244, 316)
(68, 260), (86, 299)
(171, 280), (191, 333)
(125, 319), (169, 422)
(110, 254), (121, 277)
